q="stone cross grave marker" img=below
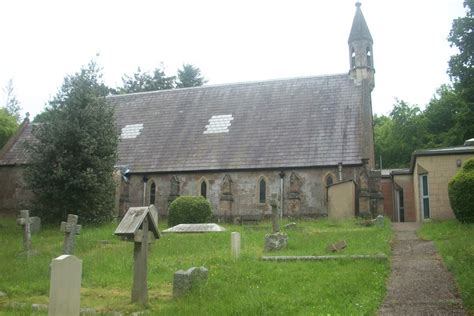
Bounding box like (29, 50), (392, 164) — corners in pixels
(231, 232), (241, 258)
(48, 255), (82, 316)
(270, 195), (280, 233)
(16, 210), (33, 254)
(60, 214), (81, 255)
(115, 205), (160, 305)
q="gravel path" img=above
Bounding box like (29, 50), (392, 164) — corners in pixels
(379, 223), (466, 315)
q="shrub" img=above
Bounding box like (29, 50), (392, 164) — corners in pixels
(168, 196), (212, 227)
(449, 158), (474, 223)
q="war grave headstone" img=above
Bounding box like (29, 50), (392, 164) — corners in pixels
(163, 223), (226, 233)
(60, 214), (81, 255)
(16, 210), (38, 256)
(264, 196), (288, 252)
(115, 205), (160, 305)
(30, 217), (41, 234)
(48, 255), (82, 316)
(231, 232), (241, 258)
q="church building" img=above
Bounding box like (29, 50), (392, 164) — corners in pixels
(0, 3), (383, 220)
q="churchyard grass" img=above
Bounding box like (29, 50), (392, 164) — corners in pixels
(419, 220), (474, 313)
(0, 217), (391, 315)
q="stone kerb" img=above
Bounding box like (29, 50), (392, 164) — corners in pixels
(48, 255), (82, 316)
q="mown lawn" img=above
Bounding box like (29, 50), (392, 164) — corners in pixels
(419, 220), (474, 313)
(0, 217), (391, 315)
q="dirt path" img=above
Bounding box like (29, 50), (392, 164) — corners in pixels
(379, 223), (466, 315)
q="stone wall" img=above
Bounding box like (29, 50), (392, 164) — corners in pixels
(0, 165), (33, 215)
(123, 166), (365, 219)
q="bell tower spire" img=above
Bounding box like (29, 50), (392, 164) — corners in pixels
(348, 2), (375, 90)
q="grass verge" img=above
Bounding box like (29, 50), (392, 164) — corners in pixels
(419, 220), (474, 313)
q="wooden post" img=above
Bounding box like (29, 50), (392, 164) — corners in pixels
(16, 210), (32, 253)
(60, 214), (81, 255)
(132, 216), (148, 304)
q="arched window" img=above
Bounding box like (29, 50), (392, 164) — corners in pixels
(366, 47), (372, 67)
(351, 48), (356, 68)
(326, 175), (333, 187)
(149, 182), (156, 205)
(201, 181), (207, 199)
(325, 174), (334, 203)
(259, 178), (266, 204)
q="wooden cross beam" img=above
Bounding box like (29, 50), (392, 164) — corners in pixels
(60, 214), (81, 255)
(16, 210), (32, 252)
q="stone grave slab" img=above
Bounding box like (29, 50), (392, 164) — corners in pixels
(163, 223), (226, 233)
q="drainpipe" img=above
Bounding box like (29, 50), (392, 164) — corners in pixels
(279, 171), (285, 220)
(338, 162), (343, 182)
(142, 175), (148, 206)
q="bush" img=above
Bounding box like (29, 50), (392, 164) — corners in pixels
(449, 158), (474, 223)
(168, 196), (212, 227)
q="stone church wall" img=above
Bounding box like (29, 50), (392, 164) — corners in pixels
(0, 165), (33, 215)
(124, 166), (364, 220)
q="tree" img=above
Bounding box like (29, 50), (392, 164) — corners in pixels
(0, 108), (18, 150)
(176, 64), (207, 88)
(3, 79), (22, 123)
(115, 66), (176, 94)
(25, 61), (118, 223)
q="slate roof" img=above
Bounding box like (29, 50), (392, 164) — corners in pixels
(0, 123), (35, 166)
(109, 74), (365, 173)
(0, 74), (366, 172)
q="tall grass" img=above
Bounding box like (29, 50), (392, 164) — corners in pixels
(0, 218), (391, 315)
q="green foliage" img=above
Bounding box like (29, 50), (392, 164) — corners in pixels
(419, 220), (474, 312)
(0, 217), (391, 314)
(449, 158), (474, 223)
(0, 108), (18, 150)
(25, 61), (118, 224)
(3, 78), (22, 123)
(168, 196), (212, 227)
(176, 64), (207, 88)
(115, 66), (176, 94)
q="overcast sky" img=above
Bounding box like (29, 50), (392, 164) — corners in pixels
(0, 0), (466, 119)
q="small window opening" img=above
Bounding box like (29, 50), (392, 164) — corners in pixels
(366, 47), (372, 67)
(201, 181), (207, 199)
(325, 175), (333, 202)
(351, 48), (356, 68)
(259, 178), (266, 204)
(150, 182), (156, 205)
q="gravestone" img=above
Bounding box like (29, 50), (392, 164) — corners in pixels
(264, 198), (288, 252)
(231, 232), (241, 258)
(115, 206), (160, 305)
(16, 210), (34, 255)
(326, 240), (347, 252)
(163, 223), (226, 233)
(60, 214), (81, 255)
(376, 215), (384, 227)
(30, 217), (41, 234)
(48, 255), (82, 316)
(173, 267), (208, 298)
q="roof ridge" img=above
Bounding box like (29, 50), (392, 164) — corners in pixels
(107, 73), (350, 98)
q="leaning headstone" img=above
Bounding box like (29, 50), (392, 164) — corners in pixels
(376, 215), (384, 227)
(231, 232), (241, 258)
(16, 210), (34, 256)
(326, 240), (348, 253)
(173, 266), (208, 298)
(60, 214), (81, 255)
(30, 217), (41, 234)
(48, 255), (82, 316)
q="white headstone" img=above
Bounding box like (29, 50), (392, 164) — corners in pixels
(231, 232), (241, 258)
(48, 255), (82, 316)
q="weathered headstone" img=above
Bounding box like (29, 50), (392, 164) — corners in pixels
(60, 214), (81, 255)
(173, 266), (208, 298)
(16, 210), (32, 254)
(30, 217), (41, 234)
(264, 197), (288, 252)
(48, 255), (82, 316)
(326, 240), (347, 253)
(376, 215), (384, 227)
(284, 222), (297, 230)
(115, 206), (160, 305)
(270, 197), (280, 233)
(231, 232), (241, 258)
